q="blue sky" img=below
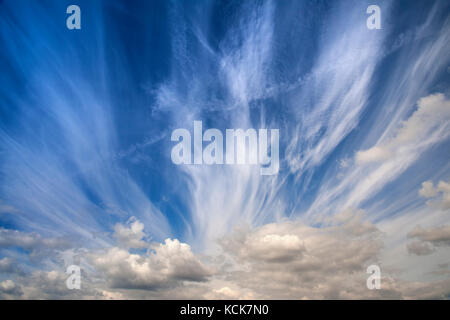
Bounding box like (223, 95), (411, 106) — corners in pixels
(0, 0), (449, 299)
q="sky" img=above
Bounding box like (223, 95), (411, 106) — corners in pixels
(0, 0), (449, 299)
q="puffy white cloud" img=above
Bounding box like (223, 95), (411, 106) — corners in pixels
(217, 211), (387, 299)
(406, 224), (450, 256)
(212, 210), (450, 299)
(90, 238), (212, 290)
(419, 181), (438, 198)
(0, 271), (70, 300)
(0, 228), (72, 253)
(113, 218), (148, 249)
(4, 269), (105, 300)
(229, 231), (306, 263)
(0, 213), (447, 299)
(1, 218), (449, 299)
(419, 179), (450, 210)
(356, 147), (391, 164)
(436, 181), (450, 210)
(0, 257), (24, 275)
(356, 93), (450, 165)
(0, 280), (22, 298)
(318, 92), (450, 212)
(408, 225), (450, 246)
(404, 179), (450, 256)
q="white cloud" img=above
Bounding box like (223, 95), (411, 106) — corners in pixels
(419, 181), (439, 198)
(214, 213), (450, 299)
(356, 146), (391, 164)
(0, 228), (72, 256)
(0, 280), (22, 298)
(406, 224), (450, 256)
(356, 93), (450, 165)
(419, 179), (450, 210)
(321, 92), (450, 212)
(90, 238), (212, 290)
(408, 225), (450, 246)
(407, 241), (435, 256)
(0, 257), (24, 275)
(99, 290), (126, 300)
(307, 9), (450, 214)
(243, 233), (305, 262)
(113, 217), (148, 249)
(1, 217), (449, 299)
(204, 286), (256, 300)
(217, 211), (386, 299)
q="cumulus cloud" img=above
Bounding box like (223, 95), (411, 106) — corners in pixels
(214, 214), (450, 299)
(403, 179), (450, 255)
(217, 211), (387, 299)
(113, 217), (148, 249)
(1, 218), (449, 299)
(406, 241), (435, 256)
(0, 257), (24, 275)
(99, 290), (126, 300)
(419, 181), (439, 198)
(204, 286), (256, 300)
(419, 179), (450, 210)
(0, 280), (22, 299)
(407, 225), (450, 256)
(356, 93), (450, 165)
(0, 268), (110, 300)
(90, 238), (212, 290)
(0, 228), (73, 258)
(408, 225), (450, 246)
